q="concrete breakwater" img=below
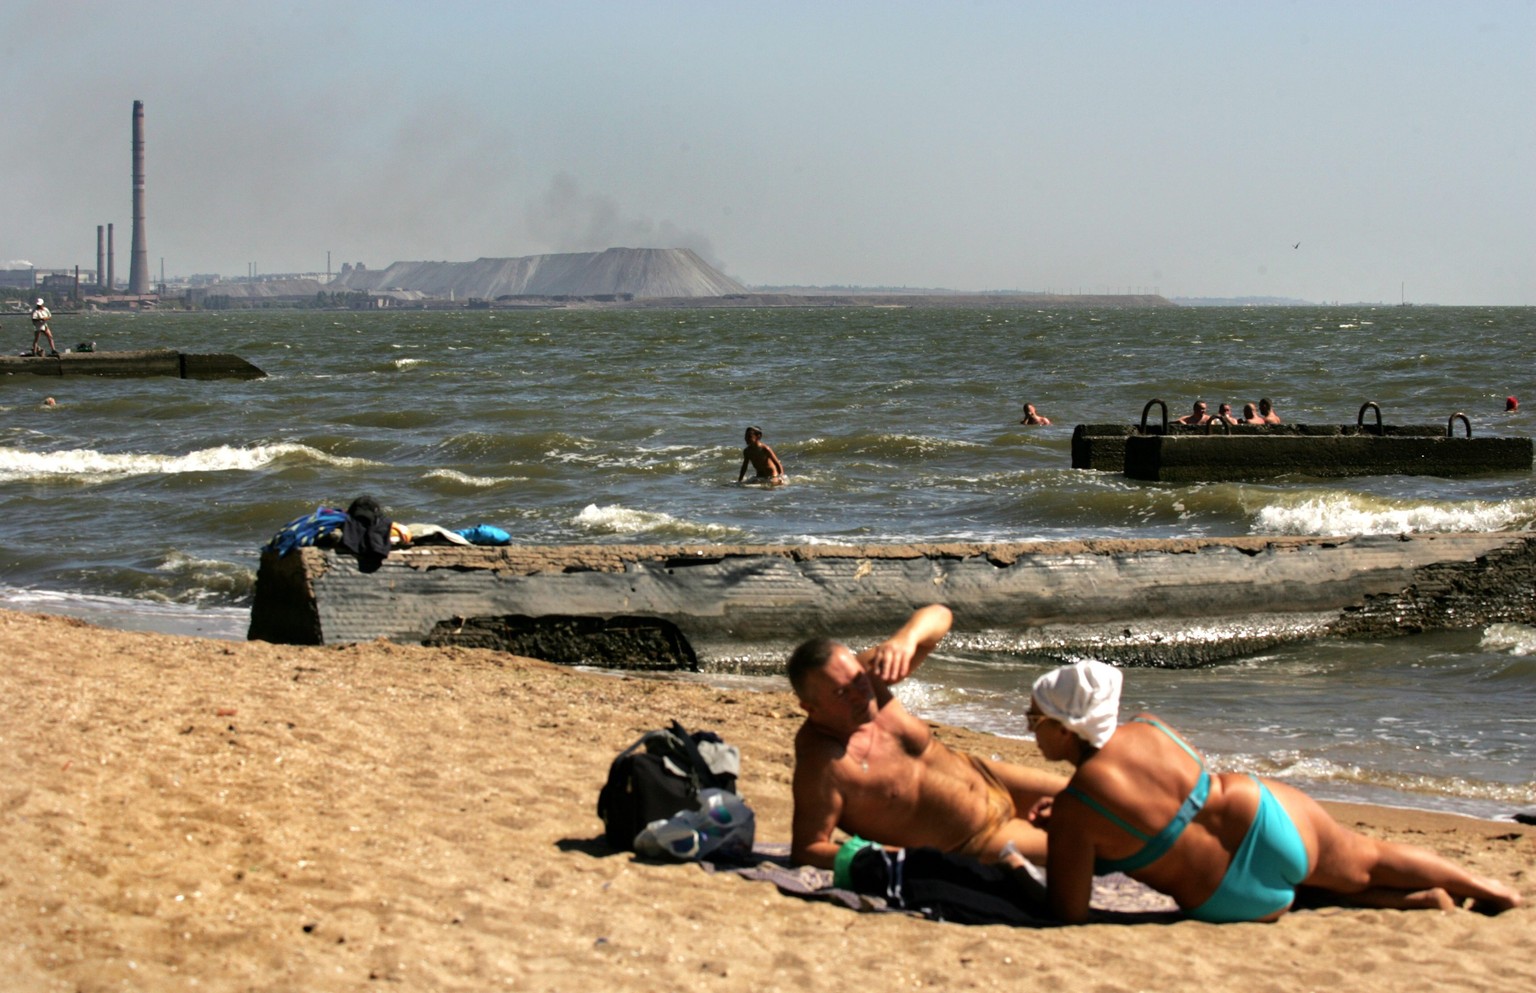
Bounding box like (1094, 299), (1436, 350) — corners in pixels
(247, 532), (1536, 671)
(0, 349), (265, 380)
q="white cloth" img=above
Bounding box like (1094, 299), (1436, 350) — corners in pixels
(1031, 659), (1122, 749)
(31, 305), (50, 325)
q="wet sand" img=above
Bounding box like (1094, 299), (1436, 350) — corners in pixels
(1, 609), (1529, 992)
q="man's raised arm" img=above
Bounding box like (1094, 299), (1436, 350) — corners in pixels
(857, 604), (952, 686)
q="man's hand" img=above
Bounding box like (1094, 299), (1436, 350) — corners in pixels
(856, 605), (952, 686)
(864, 637), (918, 685)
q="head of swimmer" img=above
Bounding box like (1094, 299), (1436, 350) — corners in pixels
(788, 638), (878, 732)
(744, 426), (763, 444)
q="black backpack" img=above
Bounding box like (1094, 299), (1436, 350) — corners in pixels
(596, 720), (739, 852)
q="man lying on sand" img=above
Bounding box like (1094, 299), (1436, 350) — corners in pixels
(788, 604), (1065, 869)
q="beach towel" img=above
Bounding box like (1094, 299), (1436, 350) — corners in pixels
(703, 843), (1180, 926)
(261, 507), (349, 557)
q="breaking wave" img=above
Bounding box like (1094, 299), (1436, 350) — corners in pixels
(0, 443), (371, 483)
(1253, 493), (1535, 536)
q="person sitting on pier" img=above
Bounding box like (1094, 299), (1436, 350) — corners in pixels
(1241, 403), (1266, 426)
(1020, 403), (1052, 426)
(788, 604), (1065, 870)
(1258, 398), (1282, 424)
(1176, 401), (1212, 426)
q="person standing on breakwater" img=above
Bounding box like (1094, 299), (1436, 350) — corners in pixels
(787, 605), (1066, 869)
(737, 426), (785, 484)
(1258, 398), (1282, 424)
(30, 298), (57, 357)
(1020, 403), (1052, 426)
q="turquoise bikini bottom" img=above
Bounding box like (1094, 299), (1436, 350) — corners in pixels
(1189, 777), (1310, 923)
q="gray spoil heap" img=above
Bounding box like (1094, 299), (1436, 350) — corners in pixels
(326, 248), (746, 300)
(248, 533), (1536, 672)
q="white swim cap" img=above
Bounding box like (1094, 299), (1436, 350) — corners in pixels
(1031, 660), (1123, 749)
(35, 298), (44, 306)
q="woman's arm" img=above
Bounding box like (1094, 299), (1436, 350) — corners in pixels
(1045, 804), (1098, 923)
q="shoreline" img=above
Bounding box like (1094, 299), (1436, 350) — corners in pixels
(2, 608), (1530, 992)
(7, 588), (1532, 822)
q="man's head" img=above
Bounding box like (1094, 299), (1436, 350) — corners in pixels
(1217, 403), (1232, 416)
(1258, 398), (1274, 415)
(1192, 401), (1208, 417)
(788, 638), (877, 732)
(744, 426), (762, 444)
(34, 298), (44, 307)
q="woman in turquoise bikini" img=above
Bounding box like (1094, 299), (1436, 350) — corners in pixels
(1022, 660), (1520, 923)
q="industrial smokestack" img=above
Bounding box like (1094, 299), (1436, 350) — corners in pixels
(128, 100), (150, 295)
(96, 225), (105, 291)
(108, 223), (115, 291)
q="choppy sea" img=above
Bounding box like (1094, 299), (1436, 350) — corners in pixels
(2, 304), (1532, 818)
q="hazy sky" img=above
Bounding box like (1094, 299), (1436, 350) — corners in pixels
(3, 1), (1532, 304)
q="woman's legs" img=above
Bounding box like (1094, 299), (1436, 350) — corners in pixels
(1267, 779), (1519, 912)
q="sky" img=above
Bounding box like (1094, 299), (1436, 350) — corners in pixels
(3, 1), (1532, 304)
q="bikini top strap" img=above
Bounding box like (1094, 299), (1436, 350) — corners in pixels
(1062, 785), (1153, 842)
(1130, 716), (1205, 770)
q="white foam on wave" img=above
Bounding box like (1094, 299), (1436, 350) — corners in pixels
(1223, 749), (1536, 807)
(572, 503), (737, 539)
(0, 585), (248, 640)
(392, 357), (425, 369)
(550, 444), (710, 473)
(1481, 623), (1536, 657)
(1253, 494), (1530, 536)
(0, 442), (370, 482)
(424, 468), (522, 488)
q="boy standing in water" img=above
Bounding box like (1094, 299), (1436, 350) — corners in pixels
(737, 425), (786, 484)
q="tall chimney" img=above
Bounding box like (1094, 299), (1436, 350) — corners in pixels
(128, 100), (150, 295)
(96, 225), (105, 290)
(107, 223), (115, 291)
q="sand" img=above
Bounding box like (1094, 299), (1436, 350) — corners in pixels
(0, 609), (1529, 993)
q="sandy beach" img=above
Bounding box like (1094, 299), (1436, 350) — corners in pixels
(1, 608), (1529, 993)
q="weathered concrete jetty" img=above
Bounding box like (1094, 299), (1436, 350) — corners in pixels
(248, 532), (1536, 671)
(1073, 401), (1532, 480)
(0, 349), (265, 380)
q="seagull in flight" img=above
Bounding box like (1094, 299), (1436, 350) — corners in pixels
(1293, 242), (1300, 249)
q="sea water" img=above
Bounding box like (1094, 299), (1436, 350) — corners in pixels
(1, 305), (1532, 818)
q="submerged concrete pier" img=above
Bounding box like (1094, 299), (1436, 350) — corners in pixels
(248, 533), (1536, 670)
(1073, 421), (1532, 479)
(0, 349), (265, 380)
